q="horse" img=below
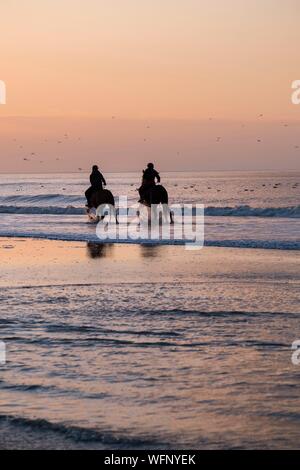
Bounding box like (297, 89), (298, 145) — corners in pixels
(87, 189), (118, 223)
(139, 185), (174, 224)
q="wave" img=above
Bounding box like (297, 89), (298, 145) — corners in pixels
(205, 239), (300, 250)
(0, 414), (164, 447)
(45, 323), (181, 337)
(0, 382), (58, 393)
(0, 380), (110, 400)
(0, 205), (84, 214)
(0, 230), (298, 250)
(204, 205), (300, 218)
(0, 194), (84, 205)
(0, 204), (299, 217)
(143, 309), (299, 318)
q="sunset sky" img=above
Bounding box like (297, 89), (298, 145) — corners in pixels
(0, 0), (300, 172)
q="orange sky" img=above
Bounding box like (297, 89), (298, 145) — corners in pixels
(0, 0), (300, 171)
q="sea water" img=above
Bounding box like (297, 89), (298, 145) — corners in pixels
(0, 171), (299, 249)
(0, 171), (299, 449)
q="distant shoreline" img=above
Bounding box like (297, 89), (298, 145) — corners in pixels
(0, 169), (299, 175)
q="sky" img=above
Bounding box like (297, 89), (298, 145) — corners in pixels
(0, 0), (300, 172)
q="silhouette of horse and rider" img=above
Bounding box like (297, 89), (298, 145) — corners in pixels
(85, 163), (174, 223)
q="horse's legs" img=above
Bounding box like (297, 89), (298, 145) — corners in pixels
(112, 205), (119, 224)
(98, 204), (119, 225)
(162, 204), (168, 223)
(95, 205), (106, 222)
(147, 205), (152, 223)
(170, 209), (174, 225)
(162, 203), (174, 224)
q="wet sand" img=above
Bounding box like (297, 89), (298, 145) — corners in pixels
(1, 237), (299, 288)
(0, 238), (299, 449)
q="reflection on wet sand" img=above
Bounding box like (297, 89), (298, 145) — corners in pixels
(86, 241), (162, 259)
(139, 244), (161, 258)
(86, 242), (114, 259)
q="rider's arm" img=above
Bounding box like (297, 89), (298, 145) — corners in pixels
(101, 173), (106, 186)
(155, 171), (161, 183)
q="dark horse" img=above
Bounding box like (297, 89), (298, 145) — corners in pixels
(140, 185), (174, 224)
(87, 189), (118, 223)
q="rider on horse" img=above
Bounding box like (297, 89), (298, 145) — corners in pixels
(138, 163), (160, 203)
(85, 165), (106, 208)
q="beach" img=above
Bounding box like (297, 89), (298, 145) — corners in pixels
(0, 237), (299, 449)
(0, 170), (299, 449)
(1, 0), (300, 455)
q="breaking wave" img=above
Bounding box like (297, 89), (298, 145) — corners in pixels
(0, 414), (164, 447)
(0, 203), (299, 217)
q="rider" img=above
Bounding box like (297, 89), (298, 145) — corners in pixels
(138, 163), (160, 203)
(85, 165), (106, 208)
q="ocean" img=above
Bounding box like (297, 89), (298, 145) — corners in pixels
(0, 171), (299, 449)
(0, 171), (299, 249)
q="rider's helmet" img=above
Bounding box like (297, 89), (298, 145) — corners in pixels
(147, 163), (154, 169)
(92, 165), (98, 171)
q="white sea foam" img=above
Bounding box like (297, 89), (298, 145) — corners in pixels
(0, 204), (299, 217)
(0, 171), (299, 249)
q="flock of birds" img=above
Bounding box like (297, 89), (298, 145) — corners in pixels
(13, 132), (84, 169)
(8, 114), (300, 170)
(176, 181), (299, 193)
